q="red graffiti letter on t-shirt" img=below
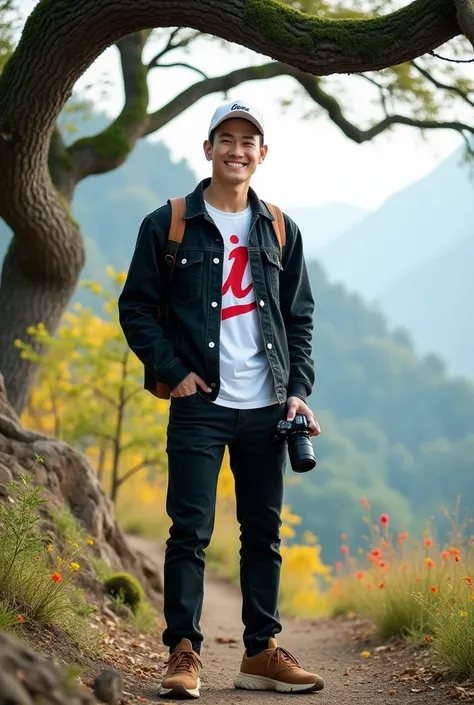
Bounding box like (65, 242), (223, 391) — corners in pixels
(222, 245), (253, 298)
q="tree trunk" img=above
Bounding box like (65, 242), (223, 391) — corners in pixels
(0, 233), (84, 413)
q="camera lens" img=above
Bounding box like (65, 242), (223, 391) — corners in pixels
(289, 435), (316, 473)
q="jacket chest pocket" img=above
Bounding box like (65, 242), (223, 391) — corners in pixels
(171, 251), (204, 303)
(263, 249), (282, 300)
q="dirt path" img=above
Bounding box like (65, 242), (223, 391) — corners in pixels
(125, 537), (453, 705)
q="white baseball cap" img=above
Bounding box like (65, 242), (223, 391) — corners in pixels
(208, 100), (264, 139)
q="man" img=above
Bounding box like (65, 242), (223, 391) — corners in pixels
(118, 100), (323, 699)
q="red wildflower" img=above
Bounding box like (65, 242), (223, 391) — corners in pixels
(366, 584), (373, 590)
(398, 532), (409, 544)
(378, 582), (385, 589)
(361, 497), (370, 509)
(340, 533), (348, 541)
(51, 572), (62, 583)
(379, 514), (389, 528)
(442, 551), (450, 561)
(378, 560), (386, 568)
(16, 616), (24, 623)
(430, 586), (438, 593)
(381, 540), (389, 549)
(455, 556), (461, 563)
(335, 561), (343, 571)
(425, 558), (434, 568)
(425, 635), (433, 643)
(464, 577), (472, 585)
(371, 548), (381, 558)
(415, 578), (421, 583)
(424, 538), (433, 547)
(357, 571), (365, 580)
(340, 545), (349, 555)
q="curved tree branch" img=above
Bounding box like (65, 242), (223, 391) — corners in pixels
(412, 58), (474, 108)
(68, 31), (150, 180)
(152, 62), (209, 80)
(146, 28), (200, 69)
(0, 0), (462, 161)
(294, 70), (474, 144)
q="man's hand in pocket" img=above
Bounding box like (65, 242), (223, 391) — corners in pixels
(170, 373), (212, 398)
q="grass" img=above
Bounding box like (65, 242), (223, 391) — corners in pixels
(0, 471), (98, 651)
(107, 586), (160, 634)
(328, 499), (474, 678)
(0, 600), (21, 630)
(50, 505), (88, 544)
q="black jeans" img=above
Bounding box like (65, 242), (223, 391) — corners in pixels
(162, 392), (288, 657)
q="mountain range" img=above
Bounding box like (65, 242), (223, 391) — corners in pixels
(315, 143), (474, 378)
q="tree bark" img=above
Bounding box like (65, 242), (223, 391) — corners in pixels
(0, 233), (84, 414)
(454, 0), (474, 46)
(0, 0), (464, 413)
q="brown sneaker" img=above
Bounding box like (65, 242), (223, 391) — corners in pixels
(159, 639), (202, 699)
(234, 638), (324, 694)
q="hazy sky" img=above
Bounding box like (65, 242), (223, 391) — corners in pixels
(19, 1), (465, 212)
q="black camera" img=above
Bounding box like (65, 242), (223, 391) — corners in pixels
(273, 414), (316, 473)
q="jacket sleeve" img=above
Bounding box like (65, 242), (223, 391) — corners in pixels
(118, 214), (191, 391)
(279, 216), (315, 401)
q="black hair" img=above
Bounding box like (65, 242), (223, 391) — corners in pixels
(209, 127), (264, 148)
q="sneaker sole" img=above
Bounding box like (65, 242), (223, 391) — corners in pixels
(159, 678), (201, 699)
(234, 673), (324, 693)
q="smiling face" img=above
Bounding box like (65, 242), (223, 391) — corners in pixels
(203, 118), (267, 187)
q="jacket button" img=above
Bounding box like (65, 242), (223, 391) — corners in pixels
(208, 342), (215, 348)
(259, 300), (265, 307)
(181, 258), (187, 264)
(210, 382), (216, 388)
(211, 302), (218, 308)
(213, 257), (220, 264)
(267, 343), (273, 350)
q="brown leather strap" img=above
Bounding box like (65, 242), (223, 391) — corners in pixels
(263, 202), (286, 256)
(169, 196), (186, 243)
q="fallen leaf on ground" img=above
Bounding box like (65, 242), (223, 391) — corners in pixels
(215, 636), (237, 644)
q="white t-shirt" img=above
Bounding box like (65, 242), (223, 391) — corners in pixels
(205, 201), (277, 409)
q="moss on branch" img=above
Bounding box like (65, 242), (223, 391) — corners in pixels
(70, 61), (148, 163)
(244, 0), (457, 62)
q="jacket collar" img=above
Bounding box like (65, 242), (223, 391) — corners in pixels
(184, 178), (274, 221)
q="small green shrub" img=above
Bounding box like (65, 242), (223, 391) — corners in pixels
(104, 572), (144, 613)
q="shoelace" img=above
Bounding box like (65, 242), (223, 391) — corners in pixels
(269, 646), (301, 670)
(165, 650), (202, 674)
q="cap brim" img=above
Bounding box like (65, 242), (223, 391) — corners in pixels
(210, 111), (264, 138)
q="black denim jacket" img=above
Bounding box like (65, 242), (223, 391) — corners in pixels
(118, 178), (315, 404)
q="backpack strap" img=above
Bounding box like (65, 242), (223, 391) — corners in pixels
(263, 202), (286, 259)
(164, 196), (186, 284)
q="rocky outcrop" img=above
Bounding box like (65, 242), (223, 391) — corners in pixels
(0, 373), (163, 598)
(0, 632), (98, 705)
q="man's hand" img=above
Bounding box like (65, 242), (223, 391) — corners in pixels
(286, 396), (321, 437)
(170, 372), (212, 398)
